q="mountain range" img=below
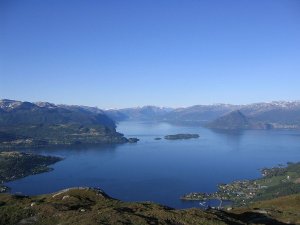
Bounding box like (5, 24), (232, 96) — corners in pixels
(1, 99), (300, 148)
(106, 101), (300, 129)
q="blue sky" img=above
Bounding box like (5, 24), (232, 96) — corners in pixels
(1, 0), (300, 108)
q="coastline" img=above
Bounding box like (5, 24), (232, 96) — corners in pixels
(181, 162), (300, 207)
(0, 151), (63, 193)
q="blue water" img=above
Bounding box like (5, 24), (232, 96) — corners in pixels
(6, 121), (300, 209)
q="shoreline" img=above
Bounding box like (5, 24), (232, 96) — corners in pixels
(181, 162), (300, 207)
(0, 151), (63, 193)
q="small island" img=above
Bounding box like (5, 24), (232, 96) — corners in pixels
(164, 134), (199, 140)
(127, 138), (140, 143)
(0, 151), (62, 193)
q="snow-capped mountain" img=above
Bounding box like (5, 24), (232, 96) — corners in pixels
(104, 101), (300, 128)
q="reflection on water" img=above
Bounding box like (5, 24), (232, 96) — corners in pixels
(6, 121), (300, 209)
(210, 129), (244, 151)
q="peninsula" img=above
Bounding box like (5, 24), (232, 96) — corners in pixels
(0, 151), (62, 193)
(181, 162), (300, 207)
(0, 99), (138, 148)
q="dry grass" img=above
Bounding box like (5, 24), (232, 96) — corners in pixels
(2, 187), (298, 225)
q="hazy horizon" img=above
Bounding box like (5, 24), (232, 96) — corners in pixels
(2, 97), (300, 110)
(1, 0), (300, 108)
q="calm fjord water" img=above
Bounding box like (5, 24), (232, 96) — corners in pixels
(7, 121), (300, 208)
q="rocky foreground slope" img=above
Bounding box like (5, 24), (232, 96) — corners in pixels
(1, 187), (299, 225)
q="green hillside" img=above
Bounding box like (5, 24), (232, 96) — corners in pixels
(1, 187), (297, 225)
(0, 100), (129, 148)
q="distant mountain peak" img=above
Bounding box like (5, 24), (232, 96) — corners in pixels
(35, 102), (57, 108)
(0, 99), (35, 112)
(229, 110), (248, 118)
(207, 110), (250, 130)
(207, 110), (275, 130)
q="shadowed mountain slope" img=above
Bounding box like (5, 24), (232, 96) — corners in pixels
(0, 99), (128, 148)
(206, 110), (272, 130)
